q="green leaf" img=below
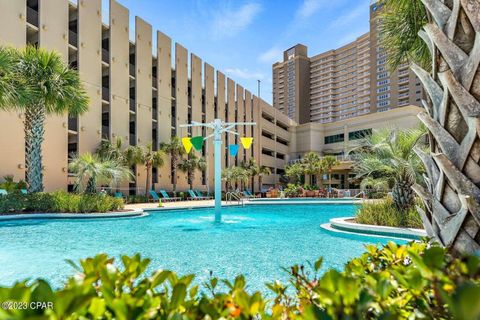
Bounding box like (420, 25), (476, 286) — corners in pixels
(423, 247), (445, 269)
(170, 283), (187, 309)
(88, 297), (106, 318)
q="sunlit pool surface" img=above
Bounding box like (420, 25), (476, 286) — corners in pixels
(0, 204), (401, 291)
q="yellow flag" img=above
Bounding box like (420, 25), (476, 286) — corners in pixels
(240, 137), (253, 149)
(181, 137), (193, 153)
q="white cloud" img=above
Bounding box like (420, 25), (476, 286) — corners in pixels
(329, 1), (368, 28)
(258, 47), (283, 64)
(296, 0), (323, 19)
(211, 2), (262, 39)
(225, 68), (266, 80)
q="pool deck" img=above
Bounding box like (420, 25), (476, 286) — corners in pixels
(0, 208), (145, 221)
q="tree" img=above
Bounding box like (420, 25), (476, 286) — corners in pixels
(222, 166), (249, 192)
(2, 46), (89, 192)
(353, 128), (426, 211)
(242, 158), (260, 191)
(301, 152), (322, 186)
(258, 166), (271, 192)
(160, 137), (185, 195)
(69, 153), (132, 194)
(322, 155), (340, 190)
(96, 137), (127, 163)
(379, 0), (430, 71)
(285, 163), (304, 185)
(125, 144), (164, 196)
(379, 0), (480, 254)
(178, 153), (206, 191)
(0, 47), (15, 108)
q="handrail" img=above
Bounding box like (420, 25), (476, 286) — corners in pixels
(226, 191), (244, 206)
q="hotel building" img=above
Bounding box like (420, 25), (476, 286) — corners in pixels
(0, 0), (423, 192)
(272, 2), (424, 124)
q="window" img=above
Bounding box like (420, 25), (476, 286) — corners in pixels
(324, 133), (345, 144)
(349, 129), (372, 141)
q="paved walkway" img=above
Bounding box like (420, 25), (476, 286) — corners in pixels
(125, 200), (218, 210)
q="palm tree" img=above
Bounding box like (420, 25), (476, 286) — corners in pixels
(258, 166), (272, 192)
(0, 46), (16, 108)
(69, 153), (132, 194)
(322, 155), (340, 190)
(4, 46), (89, 193)
(160, 137), (185, 195)
(125, 144), (164, 196)
(178, 153), (206, 191)
(379, 1), (480, 253)
(96, 137), (127, 163)
(222, 166), (248, 192)
(353, 128), (426, 211)
(301, 152), (322, 186)
(242, 158), (260, 191)
(285, 162), (304, 185)
(379, 0), (430, 71)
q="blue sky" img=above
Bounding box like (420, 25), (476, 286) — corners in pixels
(111, 0), (371, 103)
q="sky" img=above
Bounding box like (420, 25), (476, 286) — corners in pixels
(109, 0), (371, 104)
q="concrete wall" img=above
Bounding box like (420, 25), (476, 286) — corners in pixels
(204, 63), (215, 191)
(175, 43), (188, 190)
(0, 0), (26, 183)
(190, 53), (203, 188)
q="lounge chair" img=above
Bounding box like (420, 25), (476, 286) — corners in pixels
(245, 190), (260, 198)
(194, 189), (212, 199)
(114, 192), (124, 199)
(20, 189), (27, 195)
(149, 190), (161, 203)
(159, 190), (181, 202)
(0, 189), (7, 196)
(242, 190), (252, 198)
(187, 190), (209, 200)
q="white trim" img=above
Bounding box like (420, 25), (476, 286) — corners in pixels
(0, 209), (145, 221)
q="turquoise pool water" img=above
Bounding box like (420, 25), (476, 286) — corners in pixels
(0, 204), (399, 291)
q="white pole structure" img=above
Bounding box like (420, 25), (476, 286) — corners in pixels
(180, 119), (256, 223)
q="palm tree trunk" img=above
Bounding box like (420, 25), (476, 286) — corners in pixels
(190, 170), (194, 191)
(412, 1), (480, 254)
(259, 176), (263, 192)
(171, 154), (177, 195)
(24, 105), (45, 193)
(392, 181), (414, 211)
(251, 176), (255, 192)
(145, 163), (151, 196)
(85, 176), (97, 194)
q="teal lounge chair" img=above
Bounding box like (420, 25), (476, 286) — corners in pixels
(20, 189), (27, 195)
(242, 190), (252, 198)
(188, 190), (209, 200)
(159, 190), (181, 202)
(194, 189), (212, 199)
(0, 189), (7, 196)
(149, 190), (161, 203)
(114, 192), (124, 199)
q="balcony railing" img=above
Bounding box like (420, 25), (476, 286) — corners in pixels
(102, 126), (110, 140)
(68, 117), (78, 132)
(102, 87), (109, 101)
(27, 7), (39, 27)
(69, 30), (78, 48)
(152, 77), (157, 88)
(129, 134), (136, 146)
(102, 49), (109, 63)
(130, 99), (136, 112)
(129, 64), (135, 77)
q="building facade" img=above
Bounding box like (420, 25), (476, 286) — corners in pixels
(272, 2), (424, 124)
(0, 0), (424, 193)
(0, 0), (294, 193)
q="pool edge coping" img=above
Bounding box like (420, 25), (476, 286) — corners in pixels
(0, 209), (145, 221)
(325, 217), (427, 240)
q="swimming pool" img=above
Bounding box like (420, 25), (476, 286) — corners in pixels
(0, 204), (400, 291)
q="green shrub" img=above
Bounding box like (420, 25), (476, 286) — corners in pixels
(284, 183), (302, 197)
(0, 241), (478, 319)
(356, 198), (423, 228)
(0, 191), (124, 214)
(0, 175), (27, 193)
(125, 194), (148, 204)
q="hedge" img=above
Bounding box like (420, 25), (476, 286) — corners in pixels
(0, 191), (124, 214)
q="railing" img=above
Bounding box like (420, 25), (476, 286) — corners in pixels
(129, 99), (136, 111)
(129, 64), (135, 77)
(68, 117), (78, 132)
(69, 30), (78, 47)
(102, 49), (109, 63)
(102, 87), (109, 101)
(226, 191), (244, 206)
(129, 134), (136, 146)
(27, 7), (39, 27)
(152, 77), (157, 88)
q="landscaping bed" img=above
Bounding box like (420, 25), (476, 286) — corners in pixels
(0, 191), (124, 214)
